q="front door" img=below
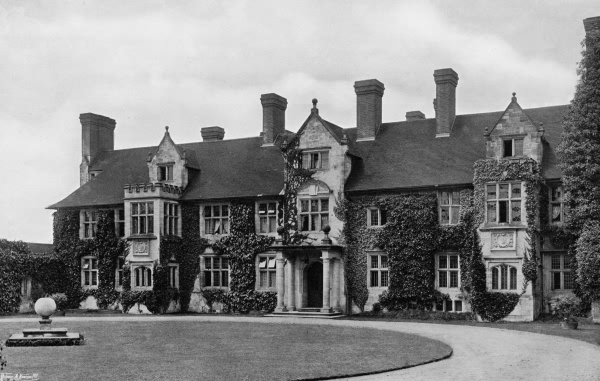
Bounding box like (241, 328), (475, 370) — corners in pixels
(307, 262), (323, 308)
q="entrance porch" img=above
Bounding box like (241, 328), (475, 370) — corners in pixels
(270, 244), (344, 316)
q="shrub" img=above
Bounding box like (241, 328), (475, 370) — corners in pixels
(371, 302), (382, 314)
(576, 221), (600, 301)
(199, 288), (225, 311)
(551, 295), (583, 319)
(49, 293), (69, 311)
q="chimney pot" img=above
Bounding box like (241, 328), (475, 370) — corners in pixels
(433, 68), (459, 137)
(406, 111), (426, 121)
(260, 93), (287, 145)
(584, 16), (600, 37)
(354, 79), (385, 141)
(201, 126), (225, 141)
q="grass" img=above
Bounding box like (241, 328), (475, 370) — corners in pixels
(342, 313), (600, 346)
(0, 319), (451, 381)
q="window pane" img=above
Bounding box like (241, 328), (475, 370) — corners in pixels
(438, 255), (447, 269)
(511, 201), (521, 222)
(510, 267), (517, 290)
(552, 187), (563, 202)
(321, 152), (329, 169)
(213, 271), (220, 287)
(452, 191), (461, 205)
(269, 272), (276, 288)
(260, 271), (267, 288)
(132, 203), (138, 215)
(204, 206), (212, 217)
(268, 257), (276, 269)
(268, 203), (276, 214)
(205, 257), (212, 270)
(449, 256), (458, 269)
(380, 210), (387, 225)
(140, 217), (146, 234)
(381, 255), (388, 269)
(450, 206), (460, 224)
(320, 215), (329, 230)
(551, 255), (561, 270)
(311, 200), (318, 212)
(301, 215), (309, 231)
(499, 201), (508, 223)
(487, 202), (496, 222)
(563, 272), (573, 289)
(439, 271), (447, 287)
(259, 257), (267, 269)
(310, 215), (316, 231)
(140, 203), (146, 214)
(486, 185), (496, 200)
(455, 300), (463, 312)
(440, 206), (450, 224)
(514, 139), (523, 156)
(84, 271), (90, 286)
(501, 266), (508, 289)
(222, 205), (229, 217)
(321, 199), (329, 212)
(213, 258), (220, 270)
(371, 255), (379, 269)
(552, 204), (562, 223)
(213, 206), (220, 217)
(301, 200), (309, 213)
(259, 203), (267, 215)
(445, 299), (453, 312)
(381, 271), (388, 287)
(222, 219), (229, 234)
(269, 217), (277, 233)
(370, 271), (378, 287)
(260, 217), (268, 233)
(499, 184), (509, 199)
(92, 271), (98, 286)
(563, 256), (571, 270)
(511, 183), (521, 198)
(503, 140), (513, 157)
(450, 271), (458, 288)
(222, 271), (229, 287)
(370, 210), (379, 226)
(492, 268), (498, 290)
(148, 216), (154, 233)
(553, 271), (561, 290)
(441, 192), (450, 205)
(92, 258), (98, 269)
(222, 257), (228, 268)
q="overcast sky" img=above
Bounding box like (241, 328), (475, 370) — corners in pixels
(0, 0), (597, 244)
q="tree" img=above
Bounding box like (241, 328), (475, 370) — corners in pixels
(557, 18), (600, 308)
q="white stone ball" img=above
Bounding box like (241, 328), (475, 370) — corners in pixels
(34, 297), (57, 317)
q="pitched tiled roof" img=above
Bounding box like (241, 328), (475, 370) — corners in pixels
(344, 105), (568, 192)
(48, 137), (284, 208)
(49, 105), (568, 208)
(26, 242), (54, 254)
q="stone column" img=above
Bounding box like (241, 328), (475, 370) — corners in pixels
(286, 256), (296, 311)
(274, 255), (287, 313)
(321, 255), (332, 313)
(332, 258), (341, 312)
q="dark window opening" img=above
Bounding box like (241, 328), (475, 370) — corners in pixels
(498, 201), (508, 223)
(503, 140), (512, 157)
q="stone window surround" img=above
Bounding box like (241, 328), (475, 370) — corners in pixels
(490, 263), (518, 291)
(485, 182), (524, 225)
(157, 162), (174, 182)
(301, 148), (330, 170)
(549, 184), (565, 225)
(367, 251), (388, 288)
(80, 209), (98, 239)
(298, 197), (330, 232)
(132, 264), (153, 290)
(255, 201), (279, 235)
(502, 135), (525, 158)
(435, 298), (464, 313)
(256, 254), (277, 291)
(81, 256), (99, 289)
(200, 255), (230, 289)
(439, 190), (461, 225)
(367, 207), (387, 228)
(550, 253), (572, 290)
(163, 202), (180, 237)
(131, 201), (155, 236)
(437, 253), (460, 289)
(168, 263), (180, 289)
(201, 203), (230, 237)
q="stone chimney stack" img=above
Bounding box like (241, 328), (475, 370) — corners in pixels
(584, 16), (600, 38)
(354, 79), (385, 141)
(80, 113), (115, 185)
(201, 126), (225, 142)
(406, 111), (426, 121)
(433, 68), (459, 137)
(261, 93), (287, 146)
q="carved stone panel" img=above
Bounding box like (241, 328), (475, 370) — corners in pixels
(491, 232), (515, 250)
(133, 240), (149, 255)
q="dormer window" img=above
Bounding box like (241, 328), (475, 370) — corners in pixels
(157, 164), (173, 181)
(301, 151), (329, 170)
(503, 138), (524, 158)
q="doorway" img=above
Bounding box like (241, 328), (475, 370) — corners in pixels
(306, 262), (323, 308)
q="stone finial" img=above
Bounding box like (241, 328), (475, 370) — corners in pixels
(511, 92), (517, 103)
(165, 126), (169, 133)
(312, 98), (319, 115)
(341, 132), (348, 145)
(484, 126), (489, 136)
(321, 225), (332, 245)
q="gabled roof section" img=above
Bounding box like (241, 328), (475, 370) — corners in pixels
(487, 93), (538, 136)
(148, 127), (185, 163)
(295, 102), (344, 145)
(345, 105), (569, 192)
(49, 136), (285, 209)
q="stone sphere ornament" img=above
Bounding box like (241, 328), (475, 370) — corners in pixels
(35, 297), (57, 322)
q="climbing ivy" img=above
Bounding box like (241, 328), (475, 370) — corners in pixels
(279, 133), (314, 244)
(212, 200), (276, 313)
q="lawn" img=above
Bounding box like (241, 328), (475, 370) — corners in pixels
(0, 319), (451, 381)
